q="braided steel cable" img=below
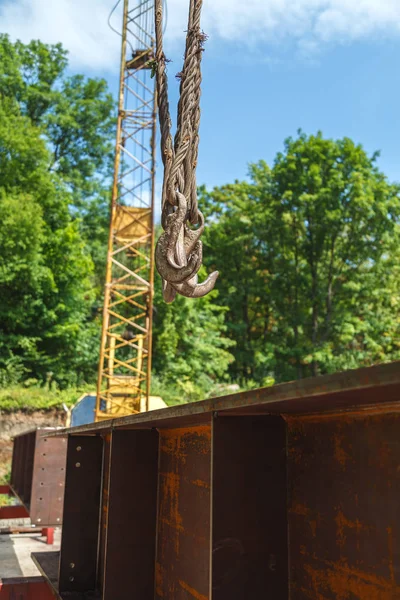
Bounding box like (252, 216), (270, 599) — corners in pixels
(153, 0), (218, 301)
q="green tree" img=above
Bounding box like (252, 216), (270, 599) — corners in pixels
(0, 35), (117, 386)
(0, 97), (96, 386)
(200, 182), (274, 385)
(152, 263), (235, 403)
(0, 35), (115, 199)
(0, 34), (115, 299)
(203, 132), (400, 384)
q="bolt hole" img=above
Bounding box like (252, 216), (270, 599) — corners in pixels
(69, 576), (74, 582)
(76, 446), (82, 452)
(75, 462), (81, 468)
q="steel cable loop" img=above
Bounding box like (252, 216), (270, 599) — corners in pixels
(154, 0), (218, 301)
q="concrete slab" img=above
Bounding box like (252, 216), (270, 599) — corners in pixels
(0, 529), (61, 578)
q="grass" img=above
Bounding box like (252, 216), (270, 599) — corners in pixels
(0, 385), (94, 413)
(0, 378), (247, 413)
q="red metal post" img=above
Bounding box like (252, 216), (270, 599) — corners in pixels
(41, 527), (54, 545)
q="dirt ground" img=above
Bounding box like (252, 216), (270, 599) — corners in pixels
(0, 411), (66, 481)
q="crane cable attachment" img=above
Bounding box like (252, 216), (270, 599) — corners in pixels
(153, 0), (219, 302)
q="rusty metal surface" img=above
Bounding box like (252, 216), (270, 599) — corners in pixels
(9, 436), (19, 494)
(59, 436), (103, 595)
(9, 440), (17, 494)
(97, 432), (111, 594)
(10, 429), (67, 526)
(30, 434), (67, 526)
(32, 552), (102, 600)
(11, 432), (31, 503)
(155, 423), (212, 600)
(47, 361), (400, 437)
(11, 434), (26, 500)
(287, 411), (400, 599)
(33, 362), (400, 599)
(103, 430), (159, 599)
(212, 415), (288, 599)
(22, 431), (35, 504)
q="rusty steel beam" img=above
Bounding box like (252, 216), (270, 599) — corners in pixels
(31, 363), (400, 599)
(156, 424), (212, 599)
(103, 430), (158, 599)
(10, 428), (67, 527)
(212, 416), (288, 599)
(58, 437), (103, 595)
(47, 360), (400, 438)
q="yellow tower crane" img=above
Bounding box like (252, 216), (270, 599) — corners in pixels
(95, 0), (157, 421)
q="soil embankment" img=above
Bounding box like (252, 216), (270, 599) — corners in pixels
(0, 410), (66, 480)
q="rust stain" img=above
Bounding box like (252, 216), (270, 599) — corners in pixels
(157, 426), (211, 597)
(155, 562), (165, 597)
(333, 431), (351, 468)
(286, 404), (400, 425)
(290, 503), (319, 538)
(287, 445), (303, 465)
(191, 479), (209, 489)
(387, 527), (396, 584)
(297, 584), (330, 600)
(335, 507), (369, 549)
(160, 430), (187, 463)
(161, 426), (211, 456)
(159, 470), (183, 554)
(309, 519), (317, 538)
(304, 559), (400, 600)
(178, 579), (208, 600)
(378, 439), (392, 469)
(291, 503), (310, 516)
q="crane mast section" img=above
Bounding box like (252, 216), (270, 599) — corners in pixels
(95, 0), (156, 421)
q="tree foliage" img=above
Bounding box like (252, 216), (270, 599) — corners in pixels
(0, 36), (114, 386)
(0, 36), (234, 398)
(203, 132), (400, 384)
(0, 99), (96, 386)
(152, 261), (235, 403)
(1, 35), (399, 402)
(0, 35), (114, 197)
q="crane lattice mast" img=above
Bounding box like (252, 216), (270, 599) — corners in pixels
(95, 0), (156, 421)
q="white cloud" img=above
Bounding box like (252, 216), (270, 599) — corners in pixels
(0, 0), (121, 72)
(1, 0), (400, 73)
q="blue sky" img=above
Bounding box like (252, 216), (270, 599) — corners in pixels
(1, 0), (399, 190)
